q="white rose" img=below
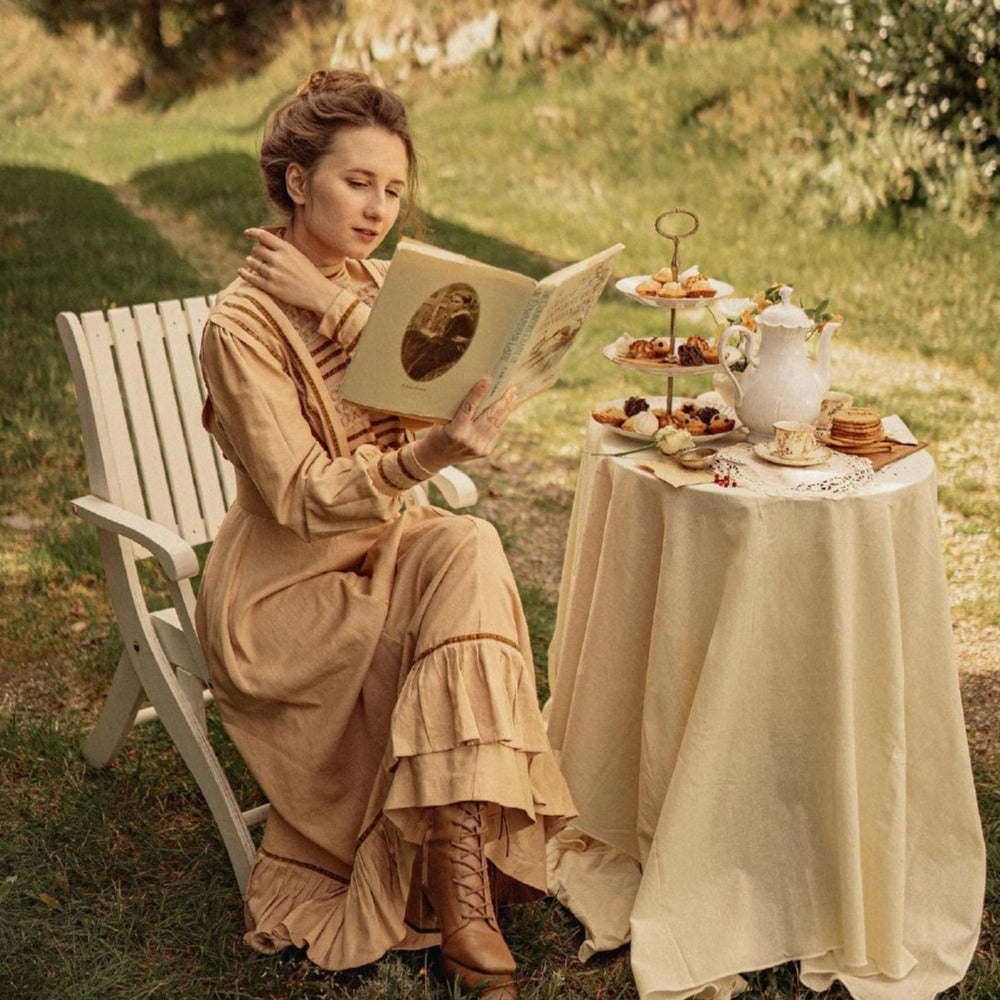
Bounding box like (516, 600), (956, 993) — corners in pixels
(654, 426), (695, 455)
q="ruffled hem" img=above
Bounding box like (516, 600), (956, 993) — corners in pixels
(243, 816), (438, 969)
(241, 631), (576, 971)
(384, 633), (576, 888)
(386, 744), (575, 840)
(243, 776), (575, 971)
(389, 637), (552, 756)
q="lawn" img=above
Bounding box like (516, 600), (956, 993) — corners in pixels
(0, 5), (997, 999)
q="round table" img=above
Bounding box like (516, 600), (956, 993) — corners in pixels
(544, 420), (985, 1000)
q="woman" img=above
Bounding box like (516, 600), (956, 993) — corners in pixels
(195, 69), (576, 999)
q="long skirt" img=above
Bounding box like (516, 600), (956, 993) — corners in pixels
(196, 500), (576, 969)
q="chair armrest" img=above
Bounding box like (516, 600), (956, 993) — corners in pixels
(430, 465), (478, 508)
(70, 495), (200, 581)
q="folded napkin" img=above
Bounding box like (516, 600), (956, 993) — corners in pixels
(882, 414), (919, 445)
(636, 458), (715, 487)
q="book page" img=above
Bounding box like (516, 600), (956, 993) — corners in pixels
(340, 241), (535, 421)
(496, 243), (624, 401)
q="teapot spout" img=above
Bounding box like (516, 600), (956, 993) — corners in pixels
(814, 320), (839, 393)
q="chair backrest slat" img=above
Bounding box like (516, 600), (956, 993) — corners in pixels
(182, 295), (236, 511)
(64, 296), (233, 557)
(78, 310), (148, 520)
(159, 299), (229, 539)
(106, 306), (178, 532)
(133, 302), (211, 543)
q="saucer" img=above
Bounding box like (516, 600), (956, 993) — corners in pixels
(674, 446), (719, 469)
(753, 441), (831, 467)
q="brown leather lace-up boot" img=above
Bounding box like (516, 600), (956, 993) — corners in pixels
(424, 801), (517, 999)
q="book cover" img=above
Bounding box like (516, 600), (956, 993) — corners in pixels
(339, 239), (624, 421)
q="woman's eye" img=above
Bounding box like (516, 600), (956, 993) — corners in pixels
(348, 179), (367, 189)
(387, 188), (402, 199)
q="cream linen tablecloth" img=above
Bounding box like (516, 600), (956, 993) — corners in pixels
(544, 421), (985, 1000)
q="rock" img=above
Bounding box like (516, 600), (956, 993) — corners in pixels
(2, 514), (44, 531)
(444, 10), (499, 68)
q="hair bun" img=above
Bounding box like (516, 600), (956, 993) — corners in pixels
(297, 69), (372, 96)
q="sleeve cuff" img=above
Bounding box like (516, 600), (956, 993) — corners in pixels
(368, 442), (439, 496)
(317, 285), (366, 348)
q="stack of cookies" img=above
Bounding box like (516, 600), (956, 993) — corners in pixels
(823, 407), (890, 453)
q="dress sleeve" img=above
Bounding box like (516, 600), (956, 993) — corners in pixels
(200, 319), (435, 541)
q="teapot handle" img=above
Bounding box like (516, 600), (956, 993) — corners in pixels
(717, 324), (751, 406)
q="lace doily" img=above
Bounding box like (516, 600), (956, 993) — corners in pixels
(710, 442), (875, 498)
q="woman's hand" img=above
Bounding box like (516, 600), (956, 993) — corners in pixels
(239, 228), (336, 315)
(412, 378), (517, 471)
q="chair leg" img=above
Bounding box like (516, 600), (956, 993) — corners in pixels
(176, 666), (208, 733)
(85, 644), (256, 890)
(82, 650), (145, 768)
(136, 649), (256, 892)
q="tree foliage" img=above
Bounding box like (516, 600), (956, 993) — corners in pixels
(809, 0), (998, 222)
(14, 0), (341, 100)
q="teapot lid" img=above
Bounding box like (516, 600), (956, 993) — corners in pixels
(758, 285), (812, 329)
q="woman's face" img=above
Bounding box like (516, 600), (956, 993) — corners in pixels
(285, 124), (409, 266)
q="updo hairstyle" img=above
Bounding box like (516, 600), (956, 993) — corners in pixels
(260, 69), (418, 227)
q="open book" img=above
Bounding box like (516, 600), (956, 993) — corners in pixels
(339, 238), (625, 422)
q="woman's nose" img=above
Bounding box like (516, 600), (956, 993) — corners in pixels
(364, 192), (386, 219)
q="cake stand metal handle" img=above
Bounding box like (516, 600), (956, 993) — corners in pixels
(652, 207), (700, 412)
(654, 208), (700, 280)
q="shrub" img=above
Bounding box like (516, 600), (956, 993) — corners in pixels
(805, 0), (998, 223)
(780, 105), (993, 226)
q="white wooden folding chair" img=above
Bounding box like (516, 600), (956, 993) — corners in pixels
(58, 296), (477, 892)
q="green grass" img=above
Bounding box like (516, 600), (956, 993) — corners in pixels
(1, 706), (996, 999)
(1, 6), (998, 999)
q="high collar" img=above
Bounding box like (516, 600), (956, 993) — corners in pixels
(266, 225), (349, 281)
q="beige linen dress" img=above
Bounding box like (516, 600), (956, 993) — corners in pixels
(195, 257), (575, 971)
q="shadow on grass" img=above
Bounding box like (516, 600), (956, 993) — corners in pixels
(129, 150), (568, 278)
(0, 164), (215, 513)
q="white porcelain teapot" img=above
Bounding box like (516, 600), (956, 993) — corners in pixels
(717, 285), (839, 438)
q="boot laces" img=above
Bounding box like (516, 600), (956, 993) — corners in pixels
(449, 802), (493, 923)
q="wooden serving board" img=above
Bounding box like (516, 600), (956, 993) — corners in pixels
(823, 438), (928, 470)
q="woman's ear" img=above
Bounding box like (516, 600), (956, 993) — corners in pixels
(285, 163), (308, 206)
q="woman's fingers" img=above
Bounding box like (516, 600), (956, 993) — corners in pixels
(412, 381), (518, 471)
(485, 386), (518, 425)
(456, 377), (492, 420)
(452, 380), (517, 443)
(245, 226), (282, 249)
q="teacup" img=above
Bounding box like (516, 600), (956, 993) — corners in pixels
(817, 391), (854, 430)
(772, 420), (817, 459)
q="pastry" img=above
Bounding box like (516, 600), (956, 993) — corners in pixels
(592, 406), (627, 425)
(680, 273), (716, 297)
(828, 407), (883, 447)
(623, 337), (679, 361)
(635, 265), (719, 301)
(677, 342), (705, 366)
(624, 410), (660, 436)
